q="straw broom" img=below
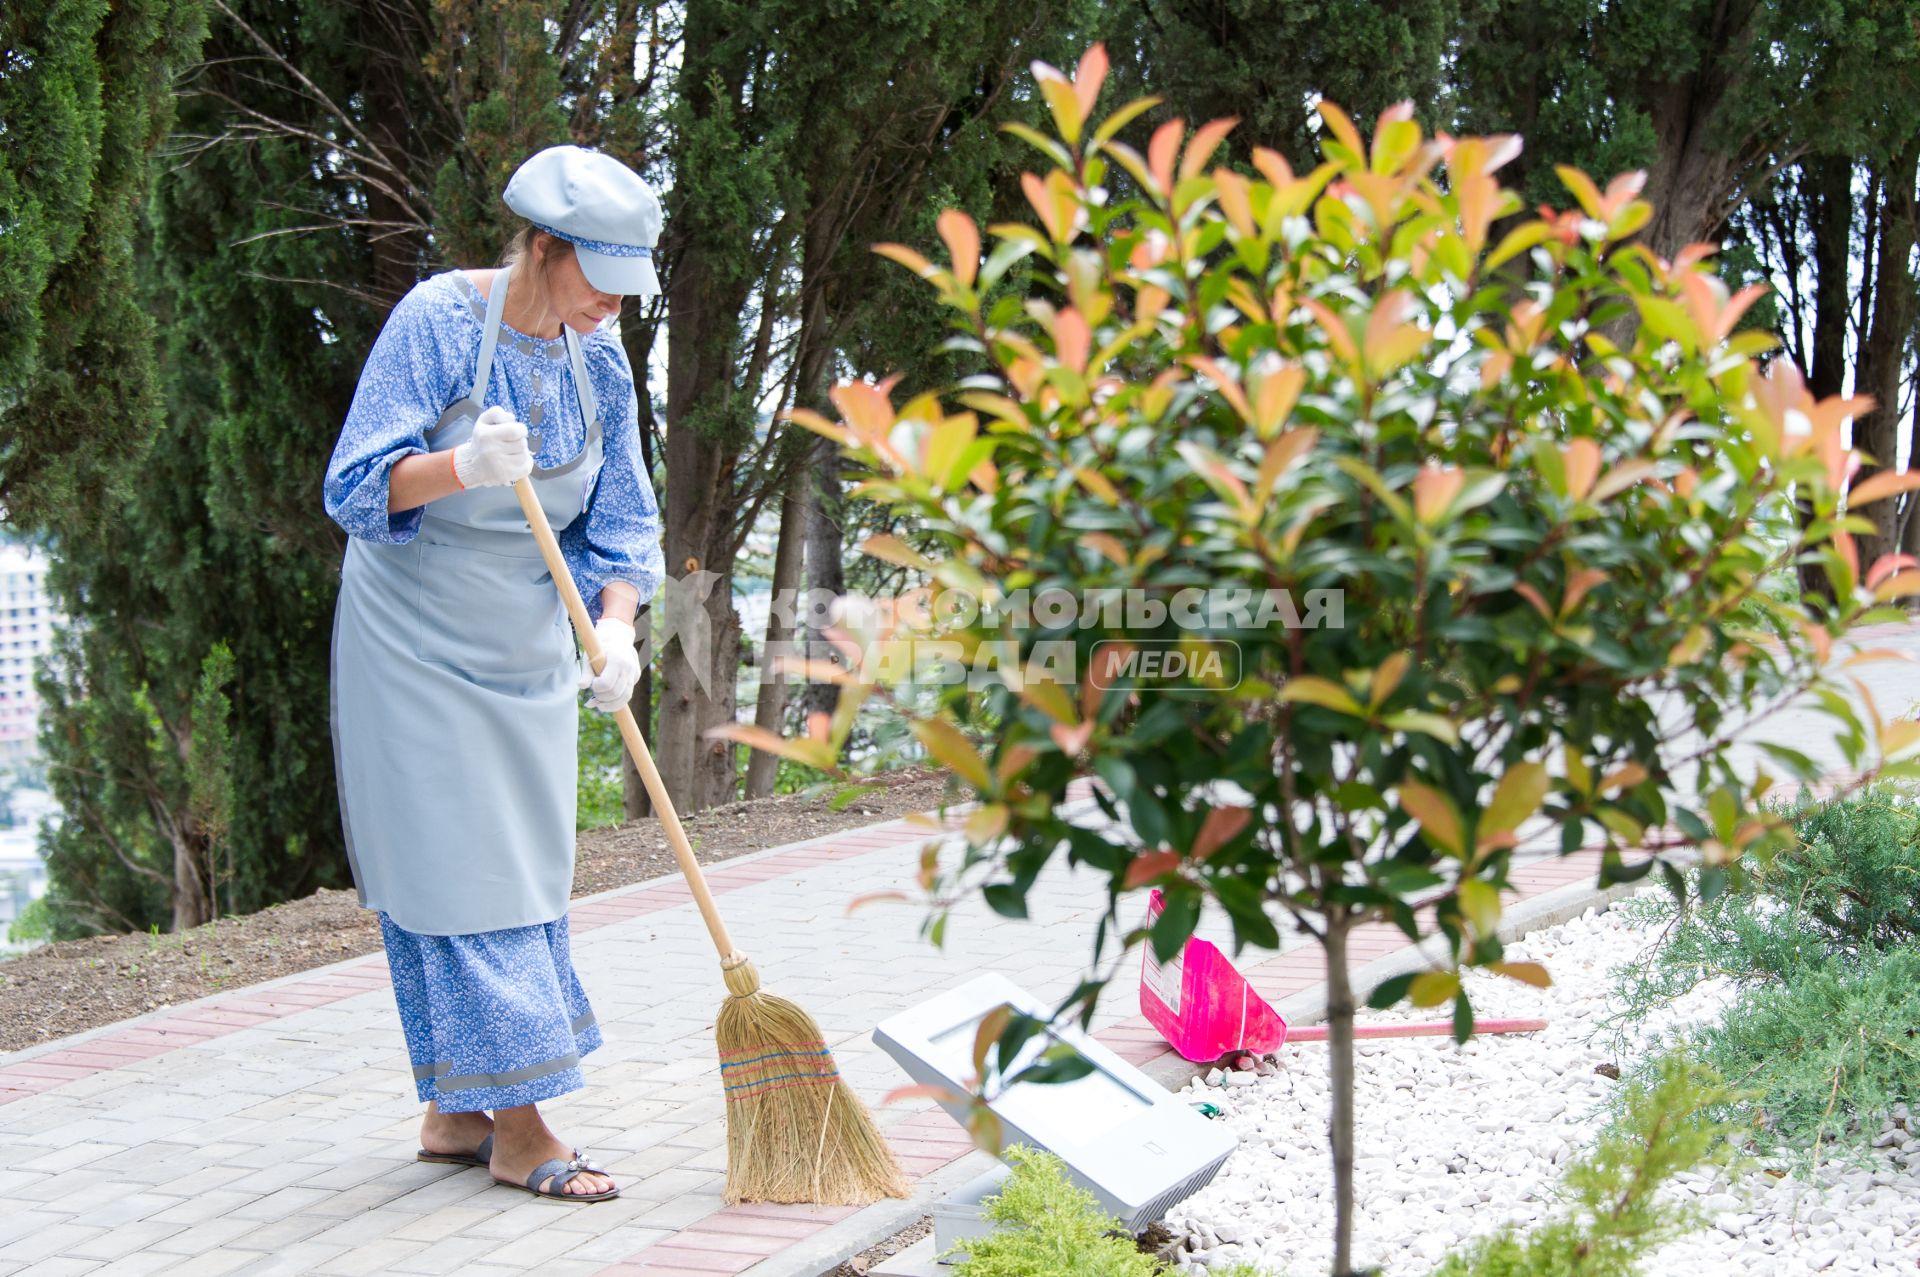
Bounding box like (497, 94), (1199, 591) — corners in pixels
(514, 480), (909, 1206)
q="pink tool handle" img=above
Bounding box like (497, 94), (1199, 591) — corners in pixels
(1287, 1017), (1547, 1043)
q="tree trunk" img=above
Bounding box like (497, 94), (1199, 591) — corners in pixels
(744, 479), (809, 798)
(1800, 156), (1856, 601)
(168, 819), (212, 932)
(359, 41), (423, 308)
(659, 410), (746, 812)
(624, 315), (661, 822)
(1323, 909), (1359, 1277)
(1851, 141), (1919, 576)
(622, 603), (653, 820)
(803, 432), (847, 723)
(789, 200), (849, 727)
(658, 0), (754, 813)
(1630, 0), (1758, 264)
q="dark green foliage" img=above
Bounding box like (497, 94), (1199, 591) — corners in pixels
(429, 1), (568, 268)
(1, 0), (206, 524)
(1777, 787), (1920, 949)
(28, 0), (465, 935)
(1613, 788), (1920, 1159)
(944, 1145), (1159, 1277)
(1452, 0), (1659, 209)
(578, 706), (627, 832)
(1430, 1057), (1738, 1277)
(1682, 948), (1920, 1161)
(2, 0), (221, 935)
(0, 0), (107, 396)
(1109, 0), (1464, 167)
(1615, 787), (1919, 997)
(1454, 0), (1920, 260)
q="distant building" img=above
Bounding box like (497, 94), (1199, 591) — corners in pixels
(0, 545), (55, 765)
(0, 787), (56, 951)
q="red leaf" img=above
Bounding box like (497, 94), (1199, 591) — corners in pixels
(1124, 850), (1182, 887)
(1148, 119), (1183, 196)
(1866, 554), (1920, 590)
(1074, 43), (1109, 120)
(1192, 806), (1252, 861)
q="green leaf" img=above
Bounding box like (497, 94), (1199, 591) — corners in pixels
(1482, 761), (1549, 836)
(1485, 221), (1554, 272)
(1010, 1045), (1098, 1087)
(1458, 880), (1502, 935)
(980, 238), (1038, 290)
(1596, 807), (1646, 844)
(1149, 886), (1201, 962)
(1400, 780), (1465, 857)
(1409, 971), (1460, 1007)
(1698, 865), (1729, 902)
(1451, 471), (1508, 517)
(1279, 675), (1365, 715)
(1091, 95), (1163, 147)
(1383, 711), (1460, 744)
(1333, 456), (1414, 526)
(1093, 755), (1137, 802)
(1333, 782), (1387, 812)
(1597, 851), (1656, 887)
(1634, 296), (1698, 354)
(1000, 121), (1074, 169)
(1367, 972), (1417, 1010)
(982, 883), (1029, 919)
(911, 719), (992, 790)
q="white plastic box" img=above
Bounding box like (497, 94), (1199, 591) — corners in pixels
(872, 973), (1237, 1233)
(928, 1163), (1013, 1263)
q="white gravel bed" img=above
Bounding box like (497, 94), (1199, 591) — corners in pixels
(1165, 897), (1920, 1275)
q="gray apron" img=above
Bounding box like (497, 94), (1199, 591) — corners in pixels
(331, 264), (605, 936)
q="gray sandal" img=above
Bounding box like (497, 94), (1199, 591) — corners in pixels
(497, 1149), (619, 1202)
(417, 1132), (493, 1169)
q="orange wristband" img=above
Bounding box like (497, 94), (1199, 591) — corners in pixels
(449, 448), (464, 491)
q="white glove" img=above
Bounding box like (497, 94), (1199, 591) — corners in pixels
(452, 406), (533, 489)
(585, 616), (642, 713)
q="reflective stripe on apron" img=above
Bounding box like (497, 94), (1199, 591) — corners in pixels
(330, 264), (605, 936)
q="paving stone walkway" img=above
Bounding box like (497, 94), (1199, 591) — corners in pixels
(1, 619), (1909, 1277)
(0, 778), (1619, 1277)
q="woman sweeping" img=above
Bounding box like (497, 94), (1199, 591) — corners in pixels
(324, 146), (665, 1202)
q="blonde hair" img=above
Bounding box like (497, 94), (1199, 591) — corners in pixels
(498, 224), (577, 322)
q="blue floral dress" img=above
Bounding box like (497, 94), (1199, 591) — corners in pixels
(325, 268), (662, 1112)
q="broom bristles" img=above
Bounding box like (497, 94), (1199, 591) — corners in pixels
(715, 957), (910, 1205)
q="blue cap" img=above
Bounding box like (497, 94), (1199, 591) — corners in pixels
(503, 145), (662, 298)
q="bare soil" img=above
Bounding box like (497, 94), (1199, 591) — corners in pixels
(824, 1217), (933, 1276)
(0, 768), (956, 1054)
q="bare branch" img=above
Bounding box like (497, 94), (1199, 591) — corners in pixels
(206, 0), (434, 223)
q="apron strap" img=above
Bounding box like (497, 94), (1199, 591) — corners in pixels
(562, 327), (599, 427)
(470, 261), (513, 404)
(528, 327), (603, 479)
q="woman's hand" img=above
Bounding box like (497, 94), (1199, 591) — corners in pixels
(385, 408), (533, 512)
(453, 407), (534, 489)
(585, 616), (642, 712)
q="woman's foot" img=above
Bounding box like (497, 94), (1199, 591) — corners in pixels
(488, 1103), (616, 1197)
(419, 1101), (494, 1159)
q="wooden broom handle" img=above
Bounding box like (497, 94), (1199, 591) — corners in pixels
(513, 479), (744, 964)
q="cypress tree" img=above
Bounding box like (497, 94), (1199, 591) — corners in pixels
(29, 0), (454, 934)
(2, 0), (214, 934)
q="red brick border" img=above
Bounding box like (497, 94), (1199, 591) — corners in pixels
(0, 815), (959, 1107)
